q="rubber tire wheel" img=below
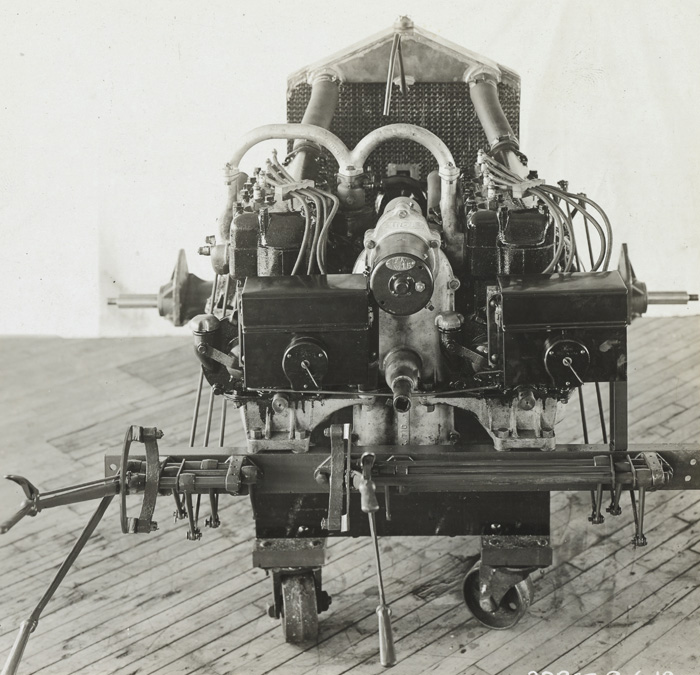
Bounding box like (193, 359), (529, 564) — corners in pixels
(281, 573), (319, 644)
(462, 560), (534, 630)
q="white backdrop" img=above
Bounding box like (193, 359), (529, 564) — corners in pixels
(1, 0), (698, 336)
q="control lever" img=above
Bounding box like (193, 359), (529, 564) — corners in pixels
(562, 356), (584, 386)
(1, 496), (114, 675)
(355, 453), (397, 667)
(1, 475), (119, 534)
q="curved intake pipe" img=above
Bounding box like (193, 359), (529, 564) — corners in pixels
(286, 73), (340, 181)
(467, 71), (528, 178)
(221, 122), (461, 254)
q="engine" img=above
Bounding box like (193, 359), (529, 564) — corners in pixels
(98, 15), (698, 657)
(6, 19), (700, 673)
(169, 32), (647, 456)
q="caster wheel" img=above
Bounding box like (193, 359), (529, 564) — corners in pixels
(462, 560), (534, 630)
(280, 572), (319, 644)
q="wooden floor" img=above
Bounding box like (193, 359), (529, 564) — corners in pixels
(0, 317), (698, 675)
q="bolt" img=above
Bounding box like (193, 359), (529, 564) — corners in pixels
(490, 354), (499, 363)
(366, 240), (376, 249)
(429, 239), (439, 248)
(197, 343), (207, 354)
(198, 246), (211, 256)
(205, 235), (216, 245)
(398, 210), (408, 218)
(448, 279), (461, 290)
(517, 388), (536, 411)
(415, 281), (426, 293)
(271, 394), (288, 414)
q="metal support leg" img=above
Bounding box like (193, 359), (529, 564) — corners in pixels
(609, 381), (628, 451)
(1, 496), (114, 675)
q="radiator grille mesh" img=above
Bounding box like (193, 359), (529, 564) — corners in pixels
(287, 81), (520, 182)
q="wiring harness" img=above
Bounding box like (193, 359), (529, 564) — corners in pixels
(479, 152), (614, 273)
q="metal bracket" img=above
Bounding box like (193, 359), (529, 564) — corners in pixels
(321, 425), (346, 531)
(119, 425), (162, 534)
(642, 452), (666, 488)
(225, 456), (245, 495)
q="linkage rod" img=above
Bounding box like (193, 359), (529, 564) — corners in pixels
(189, 369), (205, 448)
(1, 495), (114, 675)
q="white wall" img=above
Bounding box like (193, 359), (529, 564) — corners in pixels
(1, 0), (698, 337)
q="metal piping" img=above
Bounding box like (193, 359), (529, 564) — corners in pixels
(468, 79), (518, 152)
(225, 123), (457, 178)
(287, 73), (340, 181)
(221, 124), (461, 247)
(467, 71), (528, 178)
(226, 124), (352, 178)
(350, 123), (455, 173)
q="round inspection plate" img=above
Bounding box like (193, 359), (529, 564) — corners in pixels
(370, 253), (433, 316)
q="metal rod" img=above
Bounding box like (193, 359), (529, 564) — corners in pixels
(106, 294), (158, 309)
(383, 34), (401, 116)
(203, 387), (215, 448)
(368, 510), (396, 667)
(209, 273), (220, 314)
(221, 275), (231, 319)
(635, 487), (647, 546)
(630, 488), (647, 547)
(1, 496), (114, 675)
(647, 291), (698, 304)
(368, 512), (386, 605)
(578, 386), (589, 444)
(184, 492), (201, 540)
(592, 484), (604, 524)
(189, 369), (205, 448)
(396, 35), (407, 95)
(595, 382), (608, 444)
(172, 491), (186, 521)
(607, 483), (622, 516)
(218, 398), (227, 447)
(206, 491), (220, 528)
(577, 198), (596, 270)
